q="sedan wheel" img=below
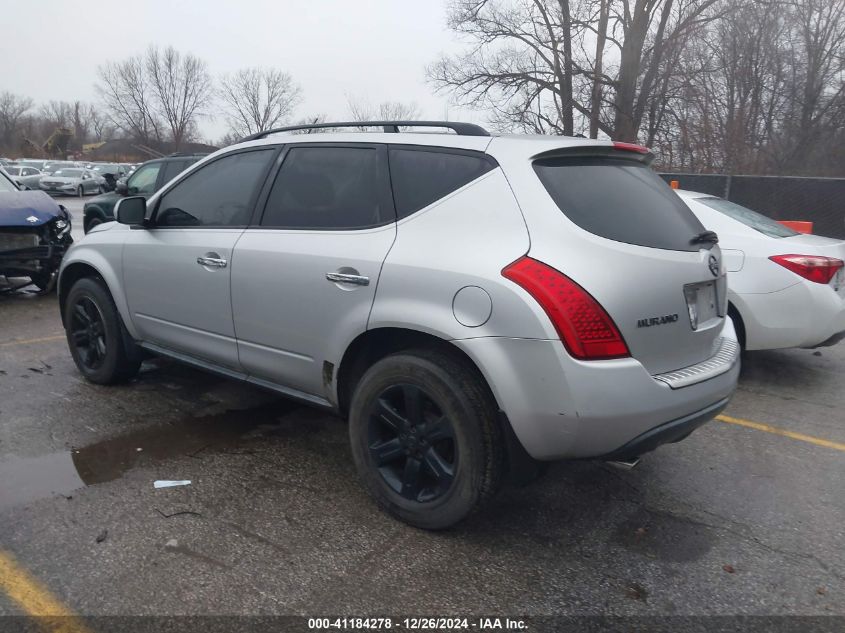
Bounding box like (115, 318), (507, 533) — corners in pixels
(77, 185), (84, 197)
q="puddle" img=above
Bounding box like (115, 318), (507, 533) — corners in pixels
(0, 400), (303, 510)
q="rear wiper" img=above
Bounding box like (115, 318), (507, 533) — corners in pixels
(691, 230), (719, 245)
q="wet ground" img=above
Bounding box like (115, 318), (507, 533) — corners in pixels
(0, 268), (844, 618)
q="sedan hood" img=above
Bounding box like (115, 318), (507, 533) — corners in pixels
(0, 191), (64, 226)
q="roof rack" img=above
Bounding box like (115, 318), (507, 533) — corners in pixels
(240, 121), (491, 142)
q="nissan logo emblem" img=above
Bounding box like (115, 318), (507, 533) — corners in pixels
(708, 255), (720, 277)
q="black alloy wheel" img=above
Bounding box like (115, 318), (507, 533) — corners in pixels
(69, 296), (107, 371)
(367, 383), (457, 503)
(348, 350), (504, 529)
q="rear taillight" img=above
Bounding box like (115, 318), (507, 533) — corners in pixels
(769, 254), (844, 285)
(502, 257), (630, 360)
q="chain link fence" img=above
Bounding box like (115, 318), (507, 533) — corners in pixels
(659, 173), (845, 239)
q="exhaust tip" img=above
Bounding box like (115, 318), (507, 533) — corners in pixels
(606, 458), (640, 470)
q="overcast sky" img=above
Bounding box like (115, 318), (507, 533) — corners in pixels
(1, 0), (479, 142)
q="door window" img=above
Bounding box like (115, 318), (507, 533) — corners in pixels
(155, 150), (276, 228)
(128, 162), (162, 195)
(261, 147), (387, 229)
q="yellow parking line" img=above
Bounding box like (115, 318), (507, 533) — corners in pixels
(716, 414), (845, 452)
(0, 334), (65, 348)
(0, 550), (90, 633)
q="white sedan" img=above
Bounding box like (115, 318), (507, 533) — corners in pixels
(677, 190), (845, 350)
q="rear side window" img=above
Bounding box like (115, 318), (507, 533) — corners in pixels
(696, 197), (798, 238)
(534, 157), (706, 252)
(389, 148), (495, 218)
(160, 160), (188, 185)
(261, 147), (386, 229)
(156, 149), (275, 227)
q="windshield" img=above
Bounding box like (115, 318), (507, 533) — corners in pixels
(52, 169), (83, 177)
(0, 170), (19, 192)
(696, 197), (799, 238)
(4, 167), (22, 176)
(534, 156), (706, 252)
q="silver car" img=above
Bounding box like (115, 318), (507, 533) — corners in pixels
(2, 164), (44, 190)
(39, 167), (104, 196)
(58, 121), (740, 529)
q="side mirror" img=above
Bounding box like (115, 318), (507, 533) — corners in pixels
(115, 182), (128, 195)
(115, 196), (147, 226)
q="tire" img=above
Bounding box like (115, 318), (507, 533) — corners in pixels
(77, 185), (84, 197)
(85, 217), (103, 233)
(30, 270), (56, 293)
(349, 349), (504, 530)
(98, 185), (106, 194)
(728, 303), (746, 350)
(64, 277), (142, 384)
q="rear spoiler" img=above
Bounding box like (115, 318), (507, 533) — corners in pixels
(532, 141), (655, 166)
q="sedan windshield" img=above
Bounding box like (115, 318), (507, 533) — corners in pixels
(697, 197), (799, 238)
(0, 171), (18, 192)
(52, 169), (83, 178)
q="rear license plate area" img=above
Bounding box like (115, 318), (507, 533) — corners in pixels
(684, 280), (721, 330)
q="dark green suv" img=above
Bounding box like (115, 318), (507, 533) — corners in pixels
(82, 154), (207, 233)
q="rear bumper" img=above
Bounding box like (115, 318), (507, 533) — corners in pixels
(455, 319), (739, 460)
(601, 397), (730, 461)
(733, 283), (845, 350)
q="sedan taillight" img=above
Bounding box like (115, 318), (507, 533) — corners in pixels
(502, 256), (630, 360)
(769, 254), (844, 285)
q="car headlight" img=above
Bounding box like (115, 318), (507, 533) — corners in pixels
(54, 217), (71, 236)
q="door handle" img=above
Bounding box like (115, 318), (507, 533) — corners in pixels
(197, 256), (228, 268)
(326, 272), (369, 286)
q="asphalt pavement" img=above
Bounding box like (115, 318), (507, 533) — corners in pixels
(0, 205), (843, 619)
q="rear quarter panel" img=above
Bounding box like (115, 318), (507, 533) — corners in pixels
(369, 169), (549, 340)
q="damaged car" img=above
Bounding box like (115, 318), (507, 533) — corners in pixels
(0, 167), (72, 292)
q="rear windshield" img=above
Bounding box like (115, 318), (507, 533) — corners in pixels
(696, 196), (798, 238)
(534, 157), (706, 252)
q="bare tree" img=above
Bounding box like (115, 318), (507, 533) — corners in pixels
(40, 101), (73, 128)
(145, 46), (213, 149)
(347, 97), (421, 121)
(97, 46), (211, 149)
(219, 67), (301, 138)
(0, 92), (33, 149)
(429, 0), (722, 140)
(97, 56), (163, 144)
(776, 0), (845, 172)
(428, 0), (590, 136)
(87, 105), (115, 142)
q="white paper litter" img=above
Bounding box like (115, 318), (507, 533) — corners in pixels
(154, 480), (191, 489)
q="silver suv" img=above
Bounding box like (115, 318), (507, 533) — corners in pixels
(58, 121), (740, 529)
